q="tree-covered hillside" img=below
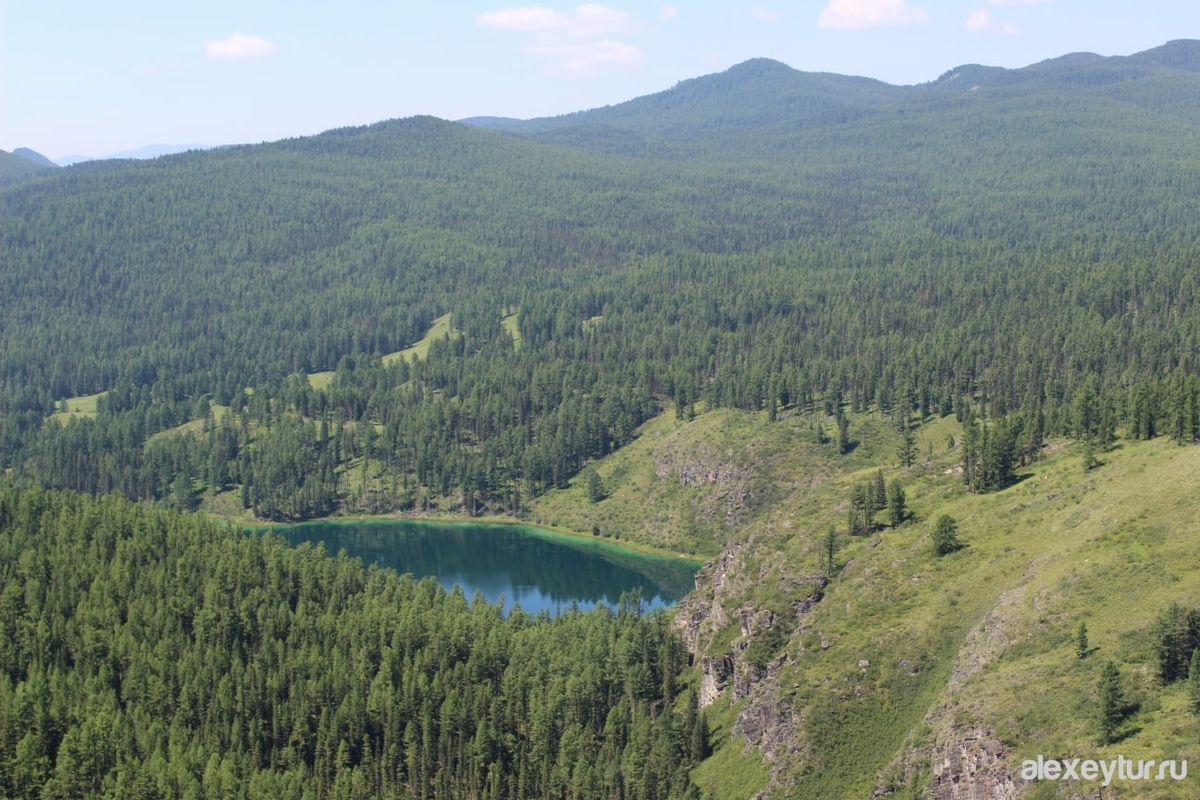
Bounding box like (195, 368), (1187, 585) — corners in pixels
(0, 486), (700, 799)
(0, 150), (56, 188)
(3, 42), (1200, 530)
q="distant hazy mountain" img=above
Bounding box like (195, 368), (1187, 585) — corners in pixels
(467, 39), (1200, 155)
(462, 57), (898, 154)
(56, 143), (219, 166)
(456, 116), (524, 129)
(11, 147), (57, 168)
(0, 148), (57, 187)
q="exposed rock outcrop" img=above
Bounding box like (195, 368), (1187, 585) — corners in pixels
(675, 540), (746, 659)
(700, 654), (734, 707)
(874, 588), (1031, 799)
(653, 442), (751, 522)
(926, 724), (1023, 800)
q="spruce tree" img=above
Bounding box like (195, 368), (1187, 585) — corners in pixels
(1189, 648), (1200, 715)
(586, 470), (605, 503)
(932, 515), (960, 556)
(887, 479), (907, 527)
(1076, 622), (1089, 659)
(897, 418), (917, 467)
(824, 527), (839, 576)
(690, 708), (710, 763)
(836, 410), (851, 454)
(1097, 661), (1124, 744)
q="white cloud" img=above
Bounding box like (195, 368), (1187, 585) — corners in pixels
(966, 8), (1020, 35)
(525, 39), (643, 77)
(203, 33), (276, 61)
(475, 7), (566, 31)
(660, 4), (680, 20)
(476, 5), (632, 37)
(751, 7), (782, 23)
(818, 0), (928, 30)
(479, 5), (642, 78)
(987, 0), (1047, 5)
(570, 4), (634, 36)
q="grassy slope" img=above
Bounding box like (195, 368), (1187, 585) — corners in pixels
(539, 404), (1200, 797)
(309, 313), (457, 388)
(501, 312), (521, 351)
(758, 430), (1200, 798)
(144, 402), (230, 445)
(382, 312), (455, 365)
(47, 390), (107, 423)
(691, 693), (771, 799)
(532, 406), (897, 558)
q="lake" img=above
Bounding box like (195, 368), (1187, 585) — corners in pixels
(254, 519), (700, 617)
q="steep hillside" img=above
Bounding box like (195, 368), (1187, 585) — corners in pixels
(620, 408), (1200, 799)
(531, 406), (904, 557)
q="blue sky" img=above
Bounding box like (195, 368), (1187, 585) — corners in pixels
(1, 1), (1196, 159)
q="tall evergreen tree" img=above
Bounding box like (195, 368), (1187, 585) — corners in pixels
(887, 479), (907, 527)
(1097, 661), (1125, 744)
(932, 515), (960, 556)
(1189, 648), (1200, 715)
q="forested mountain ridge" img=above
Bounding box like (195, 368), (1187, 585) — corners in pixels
(9, 149), (56, 168)
(3, 41), (1200, 530)
(479, 39), (1200, 151)
(4, 40), (1200, 800)
(0, 149), (56, 188)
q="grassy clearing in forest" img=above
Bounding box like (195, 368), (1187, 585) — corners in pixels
(307, 313), (457, 389)
(47, 390), (107, 423)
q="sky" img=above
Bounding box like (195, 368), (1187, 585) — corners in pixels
(2, 0), (1197, 159)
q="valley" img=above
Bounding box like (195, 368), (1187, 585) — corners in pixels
(3, 38), (1200, 799)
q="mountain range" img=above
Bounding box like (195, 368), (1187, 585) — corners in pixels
(2, 40), (1200, 799)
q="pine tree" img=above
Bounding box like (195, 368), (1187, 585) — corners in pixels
(897, 418), (917, 467)
(586, 470), (605, 504)
(1082, 437), (1099, 471)
(962, 417), (978, 491)
(1189, 648), (1200, 715)
(932, 515), (960, 556)
(1076, 622), (1089, 659)
(836, 410), (851, 454)
(1097, 661), (1124, 744)
(887, 479), (907, 527)
(1073, 376), (1100, 440)
(823, 527), (839, 576)
(848, 484), (873, 536)
(690, 708), (710, 763)
(872, 470), (887, 513)
(1021, 404), (1043, 466)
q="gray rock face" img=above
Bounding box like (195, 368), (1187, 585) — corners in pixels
(674, 540), (746, 662)
(700, 654), (734, 707)
(926, 725), (1023, 800)
(675, 533), (833, 798)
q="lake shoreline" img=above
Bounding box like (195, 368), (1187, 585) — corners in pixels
(215, 509), (705, 565)
(239, 515), (700, 615)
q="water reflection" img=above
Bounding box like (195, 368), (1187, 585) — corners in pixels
(255, 519), (698, 617)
